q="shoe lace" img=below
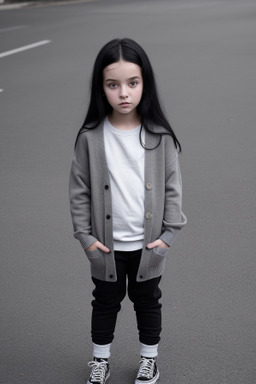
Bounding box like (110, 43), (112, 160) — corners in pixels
(137, 357), (155, 379)
(88, 360), (108, 383)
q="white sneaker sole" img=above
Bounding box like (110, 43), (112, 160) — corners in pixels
(135, 369), (160, 384)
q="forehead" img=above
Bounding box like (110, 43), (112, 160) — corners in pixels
(103, 59), (142, 80)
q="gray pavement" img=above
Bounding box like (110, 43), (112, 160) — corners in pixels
(1, 0), (256, 383)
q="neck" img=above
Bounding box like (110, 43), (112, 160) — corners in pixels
(108, 111), (141, 131)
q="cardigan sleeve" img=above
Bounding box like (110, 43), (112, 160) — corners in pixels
(69, 134), (97, 250)
(159, 153), (187, 246)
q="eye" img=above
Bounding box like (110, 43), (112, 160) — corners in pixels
(130, 81), (138, 87)
(108, 83), (117, 89)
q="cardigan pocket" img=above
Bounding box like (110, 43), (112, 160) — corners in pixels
(148, 247), (169, 272)
(86, 249), (105, 280)
(154, 246), (170, 256)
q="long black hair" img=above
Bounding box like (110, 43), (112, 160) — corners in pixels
(75, 38), (181, 151)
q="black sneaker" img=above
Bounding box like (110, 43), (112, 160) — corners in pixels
(87, 358), (110, 384)
(135, 357), (159, 384)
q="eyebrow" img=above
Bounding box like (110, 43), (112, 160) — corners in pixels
(105, 76), (141, 82)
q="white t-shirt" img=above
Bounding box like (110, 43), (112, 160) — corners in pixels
(104, 117), (145, 251)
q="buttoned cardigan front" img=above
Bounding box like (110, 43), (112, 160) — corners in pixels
(69, 121), (187, 282)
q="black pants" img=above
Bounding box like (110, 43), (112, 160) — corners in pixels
(91, 249), (162, 345)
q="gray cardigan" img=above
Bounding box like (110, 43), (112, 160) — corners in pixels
(69, 121), (187, 282)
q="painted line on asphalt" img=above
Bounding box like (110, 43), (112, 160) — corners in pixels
(0, 2), (33, 11)
(0, 25), (27, 34)
(0, 40), (51, 58)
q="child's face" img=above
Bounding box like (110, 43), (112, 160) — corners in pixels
(103, 59), (143, 118)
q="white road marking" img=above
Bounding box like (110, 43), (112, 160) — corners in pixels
(0, 40), (51, 58)
(0, 2), (32, 11)
(0, 26), (27, 34)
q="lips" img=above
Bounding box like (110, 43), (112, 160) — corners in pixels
(119, 102), (130, 105)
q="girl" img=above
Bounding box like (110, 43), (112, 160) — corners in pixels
(69, 38), (187, 384)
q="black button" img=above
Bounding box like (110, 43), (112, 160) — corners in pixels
(139, 275), (143, 279)
(109, 274), (113, 278)
(104, 185), (109, 190)
(106, 215), (111, 220)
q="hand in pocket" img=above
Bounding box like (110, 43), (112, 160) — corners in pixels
(86, 241), (110, 253)
(147, 239), (169, 250)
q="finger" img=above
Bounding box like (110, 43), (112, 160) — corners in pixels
(97, 243), (110, 253)
(147, 240), (160, 249)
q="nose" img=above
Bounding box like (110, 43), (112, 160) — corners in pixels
(119, 85), (128, 99)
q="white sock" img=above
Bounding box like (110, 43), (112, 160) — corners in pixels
(93, 343), (111, 359)
(140, 343), (158, 358)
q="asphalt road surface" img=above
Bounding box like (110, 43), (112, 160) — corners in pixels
(1, 0), (256, 383)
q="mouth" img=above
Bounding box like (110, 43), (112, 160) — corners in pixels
(119, 102), (130, 106)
